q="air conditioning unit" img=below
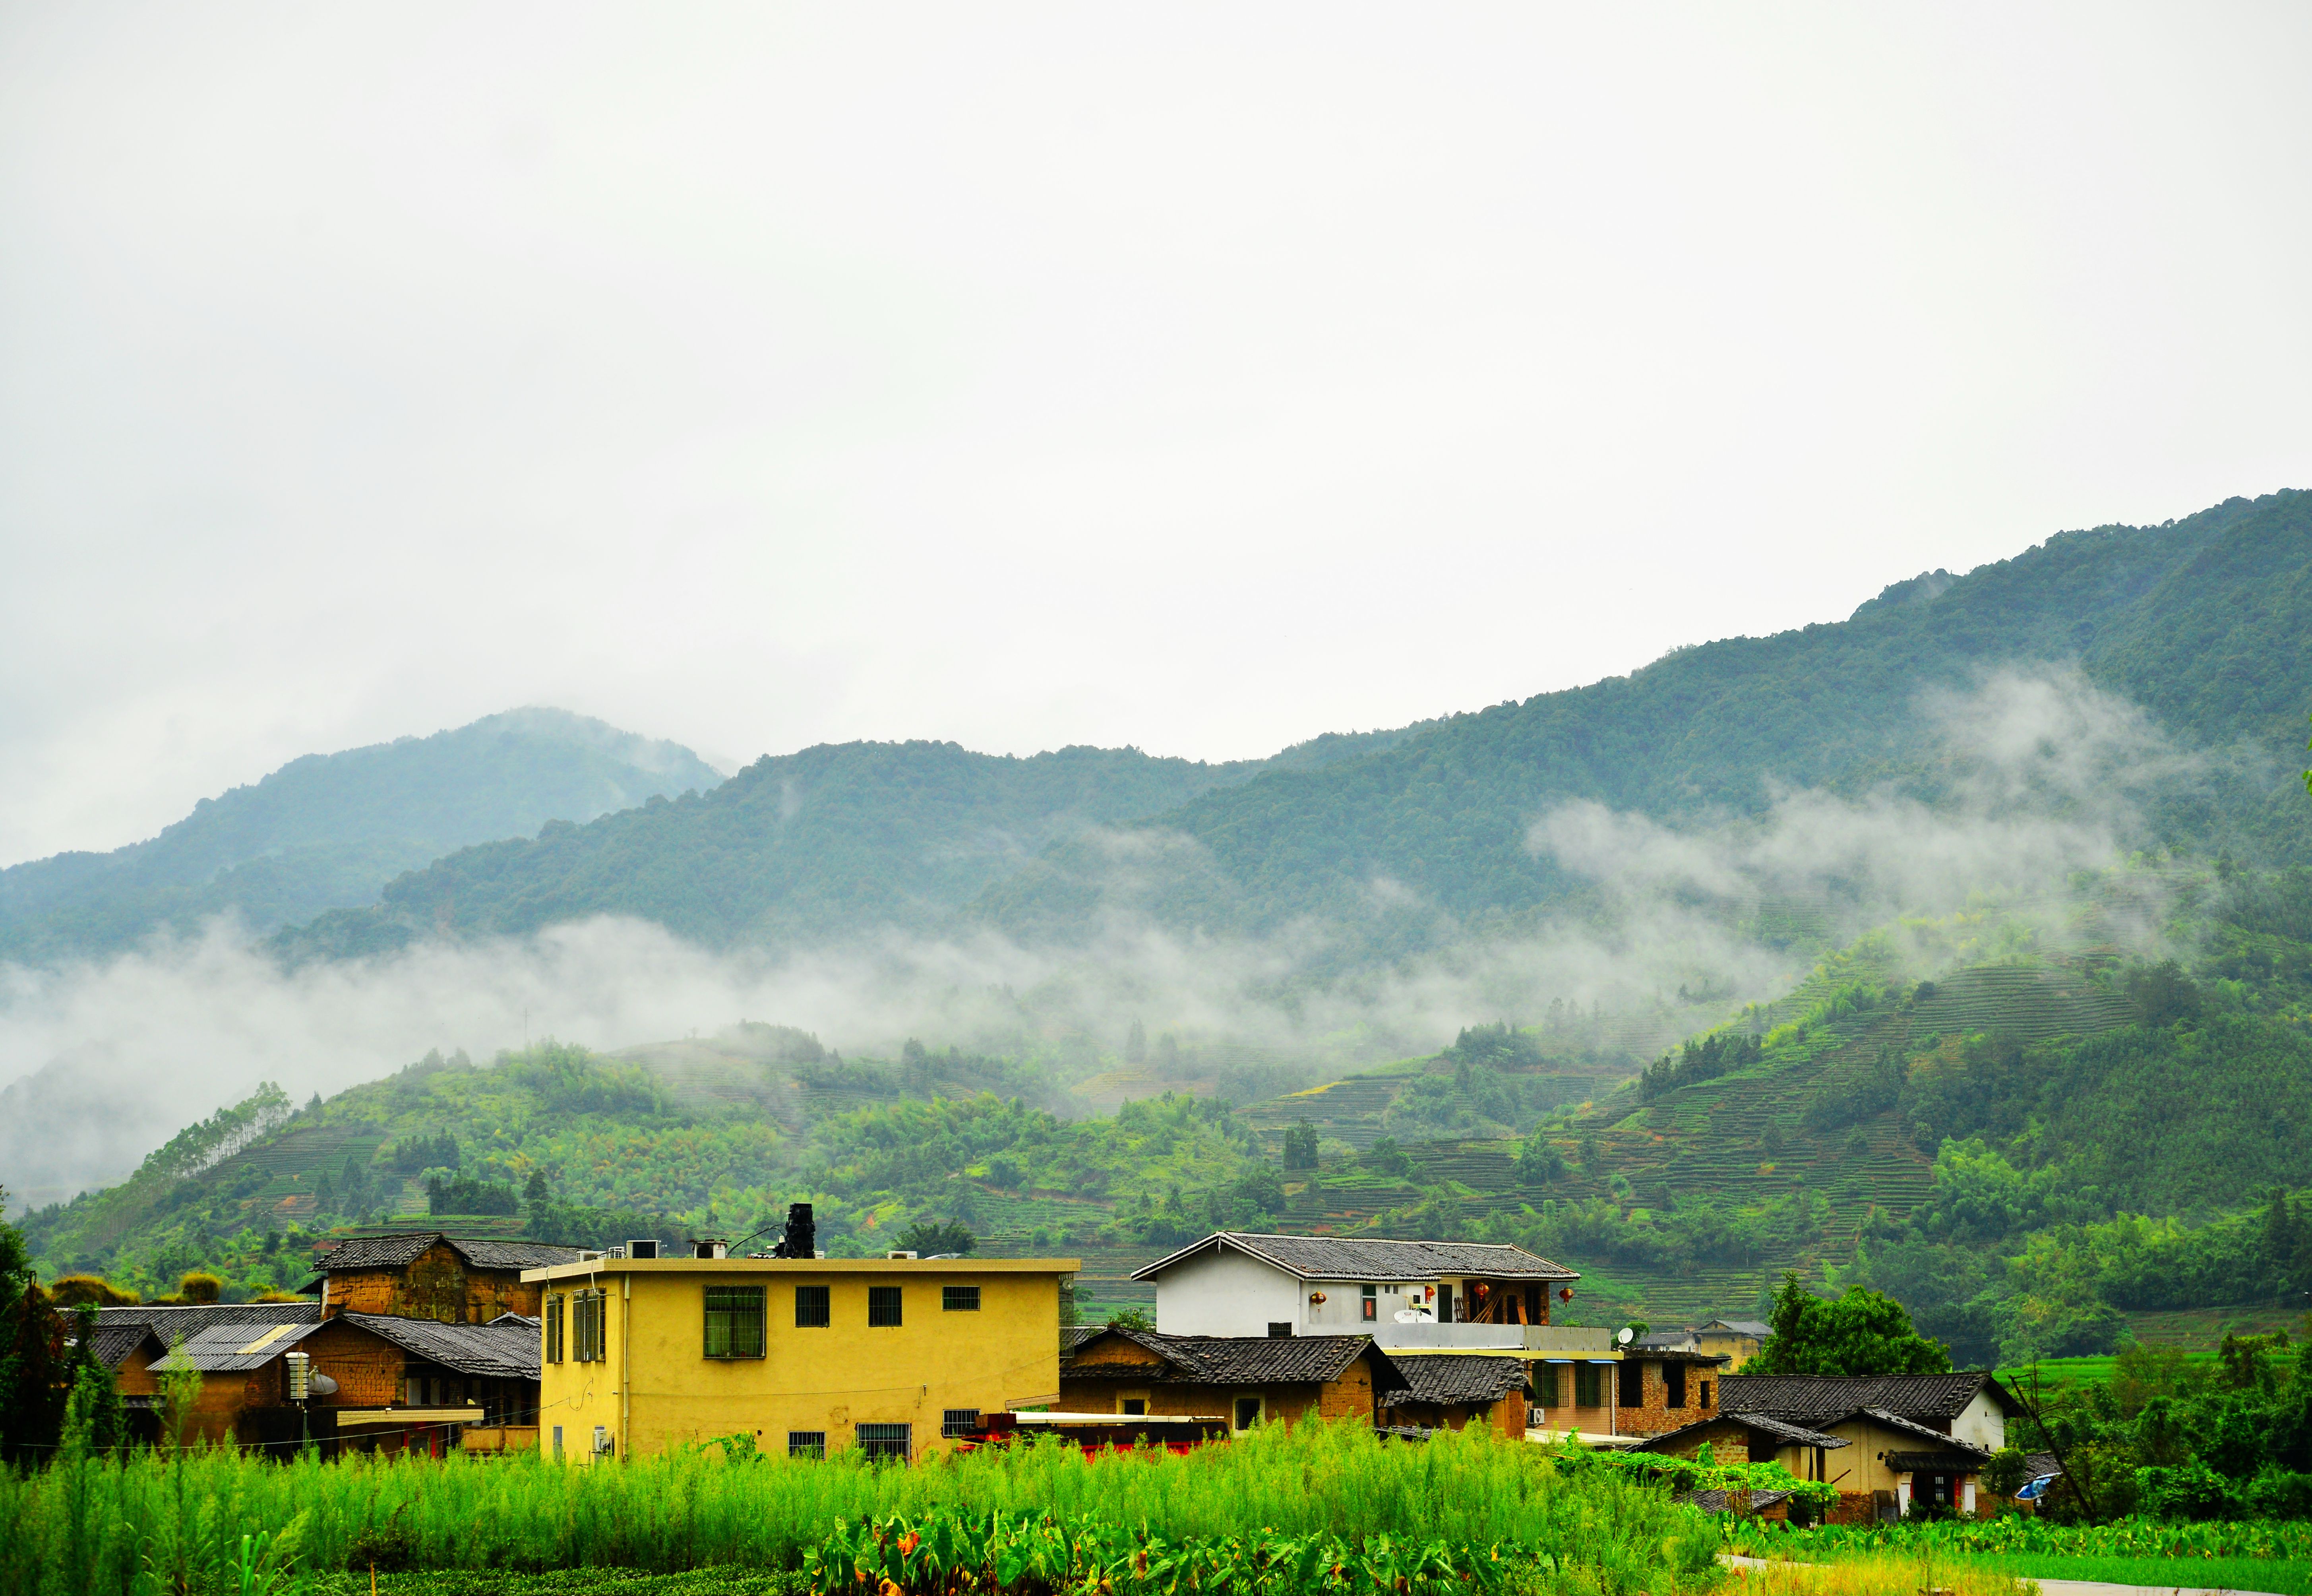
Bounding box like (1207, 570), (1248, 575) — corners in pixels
(693, 1239), (727, 1259)
(887, 1250), (919, 1261)
(627, 1239), (660, 1260)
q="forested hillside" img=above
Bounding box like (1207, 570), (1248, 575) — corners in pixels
(0, 708), (724, 961)
(981, 490), (2312, 947)
(267, 491), (2312, 963)
(276, 729), (1415, 957)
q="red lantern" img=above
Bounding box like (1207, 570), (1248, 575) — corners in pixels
(1558, 1286), (1574, 1302)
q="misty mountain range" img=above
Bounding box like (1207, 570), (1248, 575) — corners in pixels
(287, 487), (2312, 963)
(4, 488), (2308, 973)
(0, 709), (726, 964)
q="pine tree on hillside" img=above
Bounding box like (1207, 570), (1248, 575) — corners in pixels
(1282, 1120), (1320, 1171)
(2262, 1187), (2296, 1284)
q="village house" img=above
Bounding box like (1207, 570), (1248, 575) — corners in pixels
(93, 1302), (322, 1447)
(1632, 1411), (1852, 1520)
(301, 1233), (586, 1322)
(1059, 1325), (1402, 1431)
(1704, 1371), (2015, 1520)
(299, 1311), (542, 1455)
(1132, 1233), (1580, 1344)
(1127, 1231), (1726, 1444)
(1695, 1319), (1772, 1371)
(1377, 1354), (1531, 1437)
(93, 1300), (542, 1455)
(525, 1247), (1077, 1462)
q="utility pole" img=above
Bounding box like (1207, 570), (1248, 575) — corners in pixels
(285, 1350), (312, 1450)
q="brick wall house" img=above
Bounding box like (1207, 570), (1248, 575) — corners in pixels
(1379, 1355), (1530, 1437)
(303, 1234), (585, 1323)
(1060, 1328), (1402, 1432)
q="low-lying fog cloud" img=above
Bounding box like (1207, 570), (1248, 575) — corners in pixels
(0, 671), (2197, 1211)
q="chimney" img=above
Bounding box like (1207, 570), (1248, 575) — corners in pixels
(773, 1203), (816, 1259)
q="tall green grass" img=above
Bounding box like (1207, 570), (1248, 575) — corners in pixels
(0, 1422), (1721, 1596)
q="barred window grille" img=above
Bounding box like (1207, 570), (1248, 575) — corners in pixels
(941, 1285), (980, 1312)
(544, 1296), (564, 1364)
(1573, 1362), (1602, 1408)
(704, 1285), (767, 1359)
(573, 1290), (607, 1362)
(795, 1285), (831, 1327)
(868, 1286), (902, 1327)
(941, 1408), (980, 1439)
(788, 1431), (827, 1459)
(857, 1422), (911, 1460)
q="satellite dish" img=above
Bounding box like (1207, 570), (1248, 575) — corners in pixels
(1617, 1327), (1634, 1345)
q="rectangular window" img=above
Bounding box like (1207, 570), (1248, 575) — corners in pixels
(1618, 1359), (1643, 1408)
(941, 1408), (981, 1439)
(1266, 1322), (1292, 1338)
(857, 1422), (911, 1460)
(1665, 1363), (1688, 1409)
(788, 1431), (827, 1459)
(868, 1286), (902, 1327)
(942, 1285), (980, 1312)
(796, 1285), (831, 1327)
(1233, 1396), (1262, 1431)
(1698, 1379), (1712, 1410)
(1574, 1363), (1602, 1408)
(1535, 1365), (1561, 1407)
(1361, 1284), (1377, 1322)
(1121, 1397), (1146, 1416)
(572, 1290), (607, 1362)
(552, 1425), (563, 1460)
(704, 1284), (767, 1359)
(545, 1295), (564, 1364)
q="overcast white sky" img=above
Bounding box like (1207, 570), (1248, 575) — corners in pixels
(3, 2), (2309, 868)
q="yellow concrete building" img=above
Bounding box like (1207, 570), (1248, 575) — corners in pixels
(525, 1254), (1077, 1462)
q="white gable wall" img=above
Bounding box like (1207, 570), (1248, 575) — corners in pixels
(1952, 1389), (2005, 1452)
(1149, 1245), (1304, 1337)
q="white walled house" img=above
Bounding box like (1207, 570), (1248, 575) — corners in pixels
(1131, 1232), (1582, 1350)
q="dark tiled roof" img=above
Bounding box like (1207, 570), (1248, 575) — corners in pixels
(1856, 1406), (1991, 1456)
(1633, 1412), (1849, 1454)
(1380, 1355), (1529, 1408)
(1065, 1328), (1395, 1387)
(83, 1324), (159, 1369)
(310, 1233), (585, 1273)
(2025, 1451), (2062, 1478)
(1730, 1412), (1853, 1449)
(452, 1240), (588, 1271)
(1061, 1325), (1104, 1352)
(338, 1311), (540, 1379)
(97, 1302), (323, 1343)
(1718, 1372), (2005, 1424)
(1886, 1449), (1993, 1472)
(1706, 1320), (1772, 1338)
(1132, 1232), (1577, 1284)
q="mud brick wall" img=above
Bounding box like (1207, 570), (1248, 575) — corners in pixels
(325, 1243), (541, 1323)
(304, 1319), (410, 1408)
(1615, 1358), (1719, 1437)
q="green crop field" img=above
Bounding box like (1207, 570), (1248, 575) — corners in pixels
(2, 1420), (1721, 1596)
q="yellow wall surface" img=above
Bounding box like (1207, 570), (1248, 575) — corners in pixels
(531, 1258), (1073, 1462)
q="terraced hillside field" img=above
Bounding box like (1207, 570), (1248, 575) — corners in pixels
(1222, 956), (2147, 1325)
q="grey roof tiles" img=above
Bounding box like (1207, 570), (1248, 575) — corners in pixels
(1131, 1232), (1578, 1284)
